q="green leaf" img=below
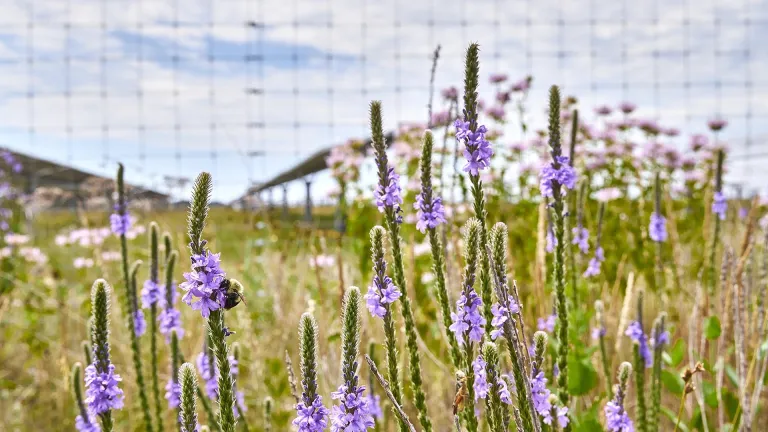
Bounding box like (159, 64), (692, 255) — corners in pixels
(661, 370), (685, 395)
(665, 339), (686, 367)
(704, 316), (722, 340)
(568, 357), (598, 396)
(701, 380), (718, 407)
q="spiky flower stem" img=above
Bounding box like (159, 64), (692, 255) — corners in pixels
(483, 343), (505, 432)
(170, 330), (182, 428)
(547, 86), (571, 417)
(707, 150), (725, 300)
(179, 363), (200, 432)
(369, 226), (407, 432)
(419, 130), (461, 369)
(263, 397), (273, 432)
(187, 172), (237, 432)
(115, 164), (154, 432)
(461, 43), (494, 335)
(82, 340), (92, 366)
(148, 223), (164, 432)
(459, 219), (481, 432)
(595, 300), (613, 399)
(179, 352), (219, 432)
(72, 363), (96, 431)
(653, 173), (664, 292)
(648, 313), (667, 432)
(90, 279), (116, 432)
(370, 102), (431, 432)
(634, 292), (648, 432)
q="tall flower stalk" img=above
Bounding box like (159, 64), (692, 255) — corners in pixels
(144, 222), (164, 432)
(455, 43), (494, 333)
(72, 362), (99, 432)
(648, 313), (668, 432)
(112, 164), (153, 432)
(594, 300), (612, 399)
(369, 101), (431, 432)
(331, 287), (375, 431)
(182, 172), (239, 432)
(628, 291), (649, 432)
(707, 150), (725, 300)
(605, 362), (635, 432)
(365, 226), (406, 432)
(649, 173), (667, 292)
(293, 313), (329, 432)
(179, 362), (200, 432)
(417, 129), (460, 369)
(85, 279), (124, 432)
(540, 85), (577, 415)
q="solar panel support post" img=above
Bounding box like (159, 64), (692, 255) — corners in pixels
(304, 178), (312, 223)
(282, 184), (289, 219)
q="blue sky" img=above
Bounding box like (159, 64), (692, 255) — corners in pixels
(0, 0), (766, 202)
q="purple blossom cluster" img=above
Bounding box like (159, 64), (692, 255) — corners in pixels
(364, 274), (401, 318)
(133, 309), (147, 336)
(490, 298), (521, 340)
(165, 379), (181, 408)
(109, 204), (132, 236)
(605, 399), (634, 432)
(84, 363), (124, 415)
(159, 308), (184, 340)
(75, 412), (100, 432)
(537, 314), (556, 333)
(180, 250), (227, 318)
(472, 355), (490, 401)
(530, 371), (553, 424)
(625, 321), (652, 368)
(584, 246), (606, 278)
(374, 167), (402, 213)
(196, 350), (244, 414)
(539, 156), (577, 198)
(650, 327), (670, 349)
(648, 212), (667, 242)
(141, 280), (163, 308)
(449, 290), (486, 346)
(294, 395), (329, 432)
(414, 193), (446, 233)
(454, 120), (494, 176)
(572, 226), (589, 254)
(712, 192), (727, 220)
(591, 326), (607, 340)
(330, 384), (375, 431)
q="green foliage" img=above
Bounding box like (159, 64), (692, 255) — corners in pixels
(703, 316), (722, 340)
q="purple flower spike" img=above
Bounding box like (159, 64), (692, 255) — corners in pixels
(330, 384), (375, 431)
(531, 371), (552, 423)
(134, 309), (147, 336)
(537, 314), (556, 333)
(449, 291), (486, 346)
(498, 377), (512, 404)
(539, 156), (577, 198)
(454, 120), (494, 176)
(648, 212), (667, 242)
(109, 211), (132, 236)
(75, 413), (100, 432)
(490, 298), (521, 340)
(605, 400), (634, 431)
(707, 117), (728, 132)
(414, 193), (446, 233)
(556, 405), (570, 428)
(571, 226), (589, 254)
(85, 363), (125, 414)
(180, 250), (227, 318)
(546, 227), (557, 253)
(165, 379), (181, 409)
(712, 192), (727, 220)
(625, 321), (652, 368)
(374, 167), (403, 212)
(293, 395), (329, 432)
(472, 355), (490, 401)
(159, 308), (185, 341)
(365, 274), (401, 318)
(365, 394), (383, 419)
(141, 280), (163, 308)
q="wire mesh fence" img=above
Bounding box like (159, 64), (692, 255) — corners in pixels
(0, 0), (765, 203)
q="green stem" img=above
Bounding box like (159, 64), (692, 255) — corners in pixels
(208, 309), (237, 432)
(428, 227), (462, 369)
(634, 346), (648, 432)
(150, 305), (163, 432)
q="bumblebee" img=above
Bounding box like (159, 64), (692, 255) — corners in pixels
(219, 278), (246, 310)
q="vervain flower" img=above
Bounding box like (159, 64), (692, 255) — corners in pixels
(537, 314), (556, 333)
(625, 322), (652, 368)
(605, 400), (634, 431)
(165, 379), (181, 409)
(364, 274), (401, 318)
(449, 290), (486, 346)
(472, 355), (490, 401)
(414, 193), (446, 233)
(712, 192), (727, 220)
(141, 280), (163, 308)
(454, 120), (494, 175)
(584, 246), (605, 278)
(180, 250), (227, 318)
(133, 309), (147, 336)
(85, 363), (125, 414)
(707, 117), (727, 132)
(648, 213), (667, 242)
(374, 167), (402, 213)
(294, 395), (329, 432)
(365, 394), (382, 419)
(572, 226), (589, 253)
(75, 413), (100, 432)
(330, 384), (375, 431)
(109, 204), (132, 236)
(531, 371), (553, 423)
(490, 298), (520, 340)
(498, 377), (512, 404)
(546, 226), (557, 253)
(539, 156), (577, 198)
(159, 308), (184, 340)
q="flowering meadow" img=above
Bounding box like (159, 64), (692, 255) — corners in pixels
(1, 44), (767, 432)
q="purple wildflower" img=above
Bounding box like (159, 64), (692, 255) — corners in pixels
(454, 120), (494, 176)
(449, 291), (486, 346)
(374, 167), (402, 212)
(650, 328), (670, 349)
(648, 212), (667, 242)
(196, 350), (240, 401)
(414, 193), (446, 233)
(537, 314), (556, 333)
(591, 326), (607, 340)
(84, 363), (125, 414)
(572, 226), (589, 254)
(165, 379), (181, 409)
(618, 102), (636, 114)
(531, 371), (552, 423)
(489, 73), (508, 84)
(707, 118), (728, 132)
(490, 298), (520, 340)
(134, 309), (147, 336)
(159, 308), (184, 341)
(712, 192), (727, 220)
(595, 105), (612, 116)
(625, 322), (652, 368)
(605, 399), (634, 432)
(546, 227), (557, 253)
(539, 156), (577, 198)
(294, 395), (329, 432)
(75, 413), (100, 432)
(141, 280), (163, 308)
(180, 250), (227, 318)
(365, 394), (383, 419)
(556, 405), (570, 428)
(498, 377), (512, 405)
(472, 355), (490, 401)
(109, 204), (132, 236)
(364, 274), (401, 319)
(330, 384), (375, 431)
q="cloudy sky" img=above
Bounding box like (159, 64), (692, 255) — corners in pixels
(0, 0), (766, 202)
